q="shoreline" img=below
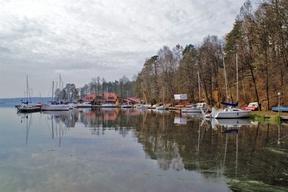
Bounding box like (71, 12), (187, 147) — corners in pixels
(250, 111), (288, 123)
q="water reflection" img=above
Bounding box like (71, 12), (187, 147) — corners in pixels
(19, 113), (32, 145)
(13, 109), (288, 191)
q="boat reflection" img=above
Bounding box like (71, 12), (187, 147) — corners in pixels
(174, 116), (187, 125)
(19, 113), (32, 145)
(211, 118), (253, 131)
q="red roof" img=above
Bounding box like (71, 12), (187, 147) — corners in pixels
(126, 97), (141, 104)
(103, 92), (118, 103)
(83, 92), (118, 103)
(83, 93), (97, 102)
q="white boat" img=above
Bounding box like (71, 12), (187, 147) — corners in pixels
(181, 102), (207, 113)
(76, 102), (92, 108)
(121, 104), (133, 108)
(41, 104), (70, 111)
(155, 105), (165, 110)
(135, 104), (148, 109)
(211, 107), (250, 119)
(135, 104), (146, 110)
(41, 81), (70, 111)
(148, 104), (157, 109)
(67, 103), (77, 109)
(101, 103), (118, 108)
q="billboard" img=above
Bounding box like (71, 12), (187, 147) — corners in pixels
(174, 94), (187, 100)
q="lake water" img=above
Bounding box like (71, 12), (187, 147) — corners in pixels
(0, 107), (287, 192)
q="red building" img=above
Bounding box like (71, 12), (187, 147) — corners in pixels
(83, 92), (119, 104)
(103, 92), (118, 104)
(83, 93), (97, 102)
(124, 97), (141, 104)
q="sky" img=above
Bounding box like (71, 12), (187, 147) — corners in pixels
(0, 0), (246, 98)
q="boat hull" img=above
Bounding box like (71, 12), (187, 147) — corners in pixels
(181, 108), (202, 113)
(100, 104), (118, 108)
(214, 111), (250, 119)
(155, 106), (166, 110)
(272, 106), (288, 112)
(121, 104), (133, 108)
(41, 104), (70, 111)
(16, 105), (41, 113)
(76, 104), (92, 108)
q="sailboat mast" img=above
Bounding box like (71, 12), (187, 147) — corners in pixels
(223, 52), (229, 101)
(26, 75), (29, 103)
(162, 88), (165, 104)
(236, 52), (239, 102)
(59, 74), (63, 89)
(197, 71), (201, 101)
(52, 81), (55, 101)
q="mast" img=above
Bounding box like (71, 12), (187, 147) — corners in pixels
(197, 71), (201, 101)
(223, 52), (229, 101)
(25, 75), (29, 103)
(236, 52), (239, 102)
(162, 87), (165, 104)
(52, 81), (55, 101)
(59, 74), (63, 89)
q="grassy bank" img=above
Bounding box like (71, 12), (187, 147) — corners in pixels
(250, 111), (285, 124)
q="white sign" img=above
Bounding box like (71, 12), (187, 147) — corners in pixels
(174, 94), (187, 100)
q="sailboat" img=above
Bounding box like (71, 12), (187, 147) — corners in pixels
(211, 51), (250, 119)
(15, 76), (41, 113)
(211, 107), (250, 119)
(181, 72), (208, 114)
(41, 81), (70, 111)
(156, 88), (166, 111)
(42, 102), (70, 111)
(120, 91), (134, 108)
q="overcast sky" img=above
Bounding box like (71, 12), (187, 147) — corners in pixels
(0, 0), (246, 98)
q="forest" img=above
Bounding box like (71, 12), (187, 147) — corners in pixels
(134, 0), (288, 110)
(79, 76), (135, 98)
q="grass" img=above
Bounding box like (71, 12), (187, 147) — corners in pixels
(250, 111), (283, 124)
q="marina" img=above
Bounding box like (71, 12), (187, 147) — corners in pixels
(1, 0), (288, 191)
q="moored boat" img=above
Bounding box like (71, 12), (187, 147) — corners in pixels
(101, 103), (118, 108)
(121, 103), (133, 108)
(41, 103), (70, 111)
(272, 106), (288, 112)
(76, 102), (92, 108)
(155, 105), (166, 110)
(15, 76), (42, 113)
(181, 102), (208, 113)
(16, 104), (41, 113)
(135, 104), (147, 110)
(211, 107), (250, 119)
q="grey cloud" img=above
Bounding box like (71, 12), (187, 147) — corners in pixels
(0, 0), (246, 97)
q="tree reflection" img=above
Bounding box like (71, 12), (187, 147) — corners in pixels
(40, 109), (288, 188)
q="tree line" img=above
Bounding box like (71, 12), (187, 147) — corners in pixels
(135, 0), (288, 110)
(54, 76), (136, 102)
(80, 76), (135, 98)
